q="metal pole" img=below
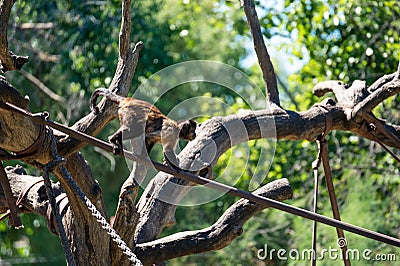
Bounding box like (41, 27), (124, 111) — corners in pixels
(321, 140), (351, 266)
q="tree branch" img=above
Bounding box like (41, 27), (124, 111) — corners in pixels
(0, 76), (41, 153)
(313, 69), (400, 118)
(0, 0), (29, 72)
(242, 0), (280, 107)
(0, 165), (63, 221)
(367, 73), (396, 93)
(277, 74), (299, 110)
(111, 161), (144, 266)
(353, 78), (400, 117)
(2, 62), (399, 258)
(0, 76), (111, 264)
(312, 70), (400, 146)
(119, 0), (132, 59)
(57, 37), (143, 158)
(0, 163), (111, 265)
(135, 179), (292, 265)
(17, 22), (54, 30)
(19, 70), (66, 103)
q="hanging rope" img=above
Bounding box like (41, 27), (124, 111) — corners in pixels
(40, 122), (142, 264)
(56, 165), (143, 265)
(41, 130), (75, 266)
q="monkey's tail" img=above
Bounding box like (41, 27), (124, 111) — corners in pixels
(90, 88), (125, 114)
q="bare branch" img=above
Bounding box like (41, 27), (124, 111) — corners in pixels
(0, 163), (112, 265)
(313, 80), (348, 98)
(16, 41), (60, 63)
(0, 162), (22, 227)
(19, 70), (66, 103)
(0, 165), (63, 220)
(0, 77), (110, 263)
(111, 162), (144, 266)
(276, 74), (299, 110)
(313, 72), (400, 124)
(135, 179), (292, 265)
(134, 81), (400, 243)
(242, 0), (280, 107)
(397, 60), (400, 79)
(367, 73), (396, 93)
(0, 76), (41, 153)
(119, 0), (132, 59)
(57, 36), (143, 157)
(0, 76), (29, 109)
(39, 0), (142, 158)
(353, 78), (400, 118)
(0, 0), (29, 72)
(0, 1), (144, 261)
(17, 22), (54, 30)
(55, 0), (143, 158)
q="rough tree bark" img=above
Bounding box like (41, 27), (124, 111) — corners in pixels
(0, 0), (399, 265)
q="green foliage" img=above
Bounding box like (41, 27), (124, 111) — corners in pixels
(278, 0), (400, 86)
(256, 0), (400, 265)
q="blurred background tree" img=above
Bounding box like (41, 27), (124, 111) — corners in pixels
(1, 0), (399, 265)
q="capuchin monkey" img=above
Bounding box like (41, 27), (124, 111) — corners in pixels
(90, 88), (197, 170)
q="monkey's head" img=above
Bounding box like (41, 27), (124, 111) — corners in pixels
(178, 119), (197, 141)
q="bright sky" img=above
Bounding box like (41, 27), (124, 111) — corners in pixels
(241, 0), (308, 76)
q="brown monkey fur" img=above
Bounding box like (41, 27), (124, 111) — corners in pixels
(90, 88), (197, 169)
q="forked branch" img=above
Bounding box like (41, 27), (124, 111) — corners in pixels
(135, 179), (293, 265)
(57, 0), (143, 157)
